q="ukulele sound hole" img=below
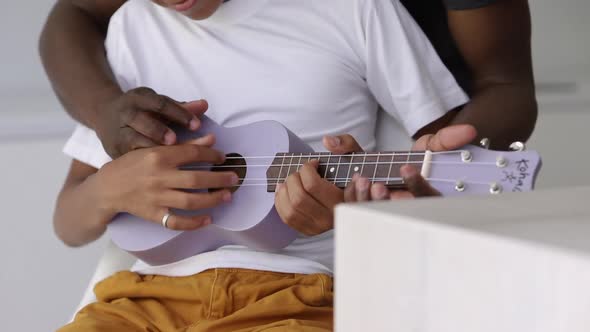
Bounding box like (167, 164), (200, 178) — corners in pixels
(210, 153), (246, 194)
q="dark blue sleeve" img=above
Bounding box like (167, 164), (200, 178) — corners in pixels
(443, 0), (499, 10)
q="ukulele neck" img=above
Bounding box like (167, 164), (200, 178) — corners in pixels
(266, 151), (431, 192)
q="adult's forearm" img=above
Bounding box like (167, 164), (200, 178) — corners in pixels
(451, 82), (537, 150)
(39, 1), (122, 128)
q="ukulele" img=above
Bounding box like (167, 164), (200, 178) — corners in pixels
(107, 115), (542, 265)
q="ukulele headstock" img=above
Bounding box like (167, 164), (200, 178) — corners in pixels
(427, 142), (542, 196)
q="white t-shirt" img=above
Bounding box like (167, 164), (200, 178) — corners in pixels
(64, 0), (468, 277)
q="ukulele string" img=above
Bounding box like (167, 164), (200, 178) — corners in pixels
(220, 150), (466, 160)
(179, 160), (498, 170)
(224, 177), (493, 187)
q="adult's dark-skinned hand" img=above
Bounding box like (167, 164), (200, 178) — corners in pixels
(93, 87), (208, 158)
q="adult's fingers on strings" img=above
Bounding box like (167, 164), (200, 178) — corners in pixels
(369, 182), (389, 201)
(343, 175), (358, 202)
(400, 165), (440, 197)
(354, 176), (370, 202)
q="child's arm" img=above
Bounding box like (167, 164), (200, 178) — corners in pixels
(54, 142), (236, 247)
(39, 1), (200, 158)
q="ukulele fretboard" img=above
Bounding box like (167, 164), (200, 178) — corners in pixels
(266, 151), (425, 192)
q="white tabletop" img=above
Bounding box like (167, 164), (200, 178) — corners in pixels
(335, 186), (590, 332)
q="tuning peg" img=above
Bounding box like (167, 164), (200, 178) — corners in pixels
(509, 141), (526, 151)
(479, 138), (490, 149)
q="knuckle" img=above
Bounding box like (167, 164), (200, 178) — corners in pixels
(166, 218), (180, 230)
(153, 94), (167, 112)
(188, 145), (202, 159)
(132, 87), (155, 96)
(188, 175), (203, 189)
(283, 208), (298, 225)
(144, 150), (164, 166)
(302, 178), (319, 194)
(180, 195), (196, 210)
(122, 107), (139, 125)
(291, 192), (306, 210)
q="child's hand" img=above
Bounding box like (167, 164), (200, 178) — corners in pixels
(274, 134), (362, 236)
(93, 87), (207, 159)
(343, 124), (478, 201)
(95, 136), (239, 230)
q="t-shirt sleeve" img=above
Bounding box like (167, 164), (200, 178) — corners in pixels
(443, 0), (499, 10)
(63, 124), (112, 169)
(361, 0), (469, 136)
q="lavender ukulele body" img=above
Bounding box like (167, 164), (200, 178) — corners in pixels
(107, 116), (311, 265)
(108, 116), (542, 265)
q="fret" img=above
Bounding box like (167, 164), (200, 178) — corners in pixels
(333, 155), (343, 185)
(305, 152), (314, 165)
(267, 152), (287, 192)
(284, 153), (296, 181)
(349, 153), (366, 180)
(371, 152), (381, 183)
(315, 152), (330, 178)
(324, 153), (338, 183)
(408, 152), (425, 175)
(342, 153), (355, 188)
(335, 153), (352, 187)
(361, 153), (378, 182)
(359, 153), (367, 176)
(295, 153), (304, 173)
(277, 153), (292, 186)
(374, 152), (396, 185)
(386, 152), (395, 186)
(386, 151), (410, 188)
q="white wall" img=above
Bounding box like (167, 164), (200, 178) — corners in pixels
(0, 1), (588, 331)
(528, 0), (590, 189)
(0, 2), (107, 331)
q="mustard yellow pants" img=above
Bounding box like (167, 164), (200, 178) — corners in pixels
(59, 268), (333, 332)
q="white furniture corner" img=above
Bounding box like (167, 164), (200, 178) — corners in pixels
(335, 186), (590, 332)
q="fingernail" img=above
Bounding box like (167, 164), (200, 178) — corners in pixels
(357, 177), (369, 191)
(164, 130), (176, 145)
(222, 192), (232, 203)
(352, 173), (360, 181)
(202, 217), (211, 226)
(189, 117), (199, 130)
(326, 136), (341, 148)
